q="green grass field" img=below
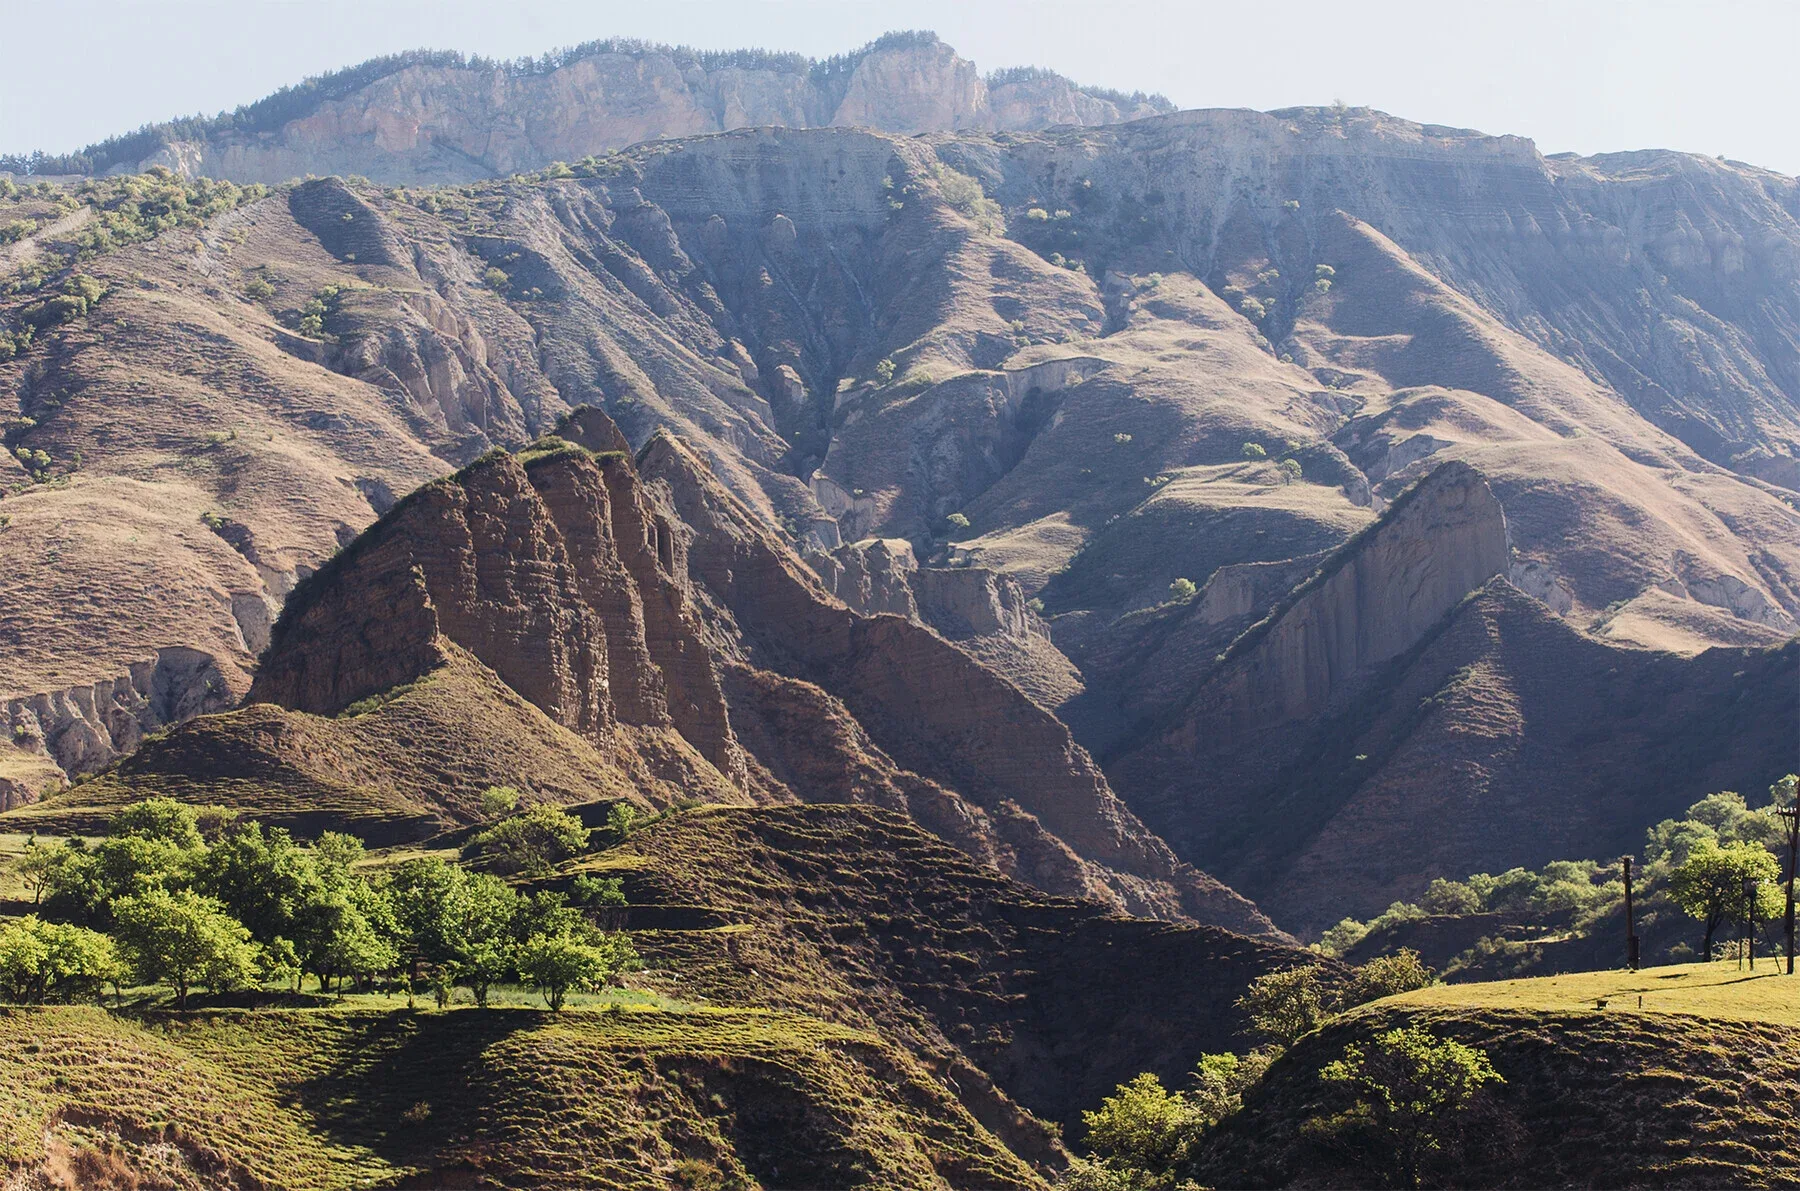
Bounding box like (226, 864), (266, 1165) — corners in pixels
(1385, 959), (1800, 1024)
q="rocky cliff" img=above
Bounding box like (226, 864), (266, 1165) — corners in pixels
(91, 34), (1169, 185)
(222, 412), (1281, 934)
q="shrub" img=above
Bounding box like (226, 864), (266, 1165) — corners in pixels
(873, 357), (896, 384)
(1113, 432), (1133, 445)
(1241, 442), (1267, 460)
(244, 277), (274, 300)
(930, 163), (1003, 233)
(945, 512), (971, 531)
(1238, 296), (1266, 320)
(482, 266), (510, 292)
(1168, 578), (1197, 602)
(1315, 278), (1333, 294)
(1343, 949), (1434, 1006)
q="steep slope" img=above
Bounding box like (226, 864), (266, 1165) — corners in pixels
(60, 34), (1170, 184)
(636, 428), (1271, 931)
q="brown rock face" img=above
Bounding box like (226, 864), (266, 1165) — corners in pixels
(250, 427), (747, 792)
(1109, 462), (1798, 934)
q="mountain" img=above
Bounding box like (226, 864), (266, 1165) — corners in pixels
(39, 33), (1171, 184)
(2, 38), (1797, 945)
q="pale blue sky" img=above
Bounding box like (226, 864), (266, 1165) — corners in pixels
(5, 0), (1797, 174)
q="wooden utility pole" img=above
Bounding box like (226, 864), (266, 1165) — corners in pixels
(1781, 805), (1799, 975)
(1623, 856), (1639, 972)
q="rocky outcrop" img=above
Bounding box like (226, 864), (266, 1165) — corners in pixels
(3, 649), (235, 802)
(1205, 461), (1510, 729)
(105, 35), (1170, 185)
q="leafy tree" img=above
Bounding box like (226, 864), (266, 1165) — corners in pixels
(256, 936), (302, 992)
(296, 883), (397, 995)
(17, 836), (58, 904)
(1241, 442), (1267, 460)
(1237, 965), (1328, 1045)
(604, 802), (637, 840)
(466, 804), (591, 876)
(480, 785), (521, 819)
(1417, 877), (1480, 915)
(0, 915), (120, 1003)
(110, 796), (204, 849)
(1314, 1026), (1505, 1188)
(111, 887), (256, 1008)
(517, 931), (636, 1010)
(388, 858), (520, 1005)
(1079, 1073), (1207, 1189)
(190, 821), (319, 944)
(873, 357), (896, 384)
(1669, 840), (1780, 957)
(1168, 578), (1197, 602)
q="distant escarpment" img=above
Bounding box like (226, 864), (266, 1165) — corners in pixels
(75, 33), (1169, 184)
(1109, 462), (1799, 933)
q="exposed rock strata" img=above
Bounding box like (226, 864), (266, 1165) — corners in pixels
(3, 649), (235, 804)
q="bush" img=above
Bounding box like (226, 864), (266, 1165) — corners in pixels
(482, 266), (510, 292)
(1168, 578), (1197, 602)
(944, 512), (971, 532)
(1241, 442), (1267, 460)
(873, 357), (896, 384)
(930, 163), (1003, 234)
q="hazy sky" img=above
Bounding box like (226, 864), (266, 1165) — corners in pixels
(5, 0), (1797, 175)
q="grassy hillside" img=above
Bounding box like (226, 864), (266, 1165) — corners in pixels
(1196, 961), (1800, 1188)
(0, 1003), (1042, 1190)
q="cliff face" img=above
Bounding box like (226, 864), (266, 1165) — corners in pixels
(1108, 462), (1797, 932)
(1205, 461), (1510, 729)
(120, 35), (1167, 185)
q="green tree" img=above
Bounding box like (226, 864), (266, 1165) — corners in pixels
(1168, 577), (1197, 602)
(1079, 1073), (1207, 1189)
(517, 931), (636, 1010)
(480, 785), (521, 819)
(1315, 1026), (1505, 1188)
(466, 804), (591, 876)
(1343, 949), (1434, 1006)
(190, 821), (320, 944)
(0, 915), (120, 1003)
(111, 887), (256, 1009)
(1241, 442), (1267, 460)
(17, 836), (58, 905)
(1668, 840), (1780, 957)
(388, 858), (521, 1006)
(1237, 965), (1328, 1046)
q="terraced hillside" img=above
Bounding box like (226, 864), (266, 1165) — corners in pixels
(0, 1003), (1042, 1190)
